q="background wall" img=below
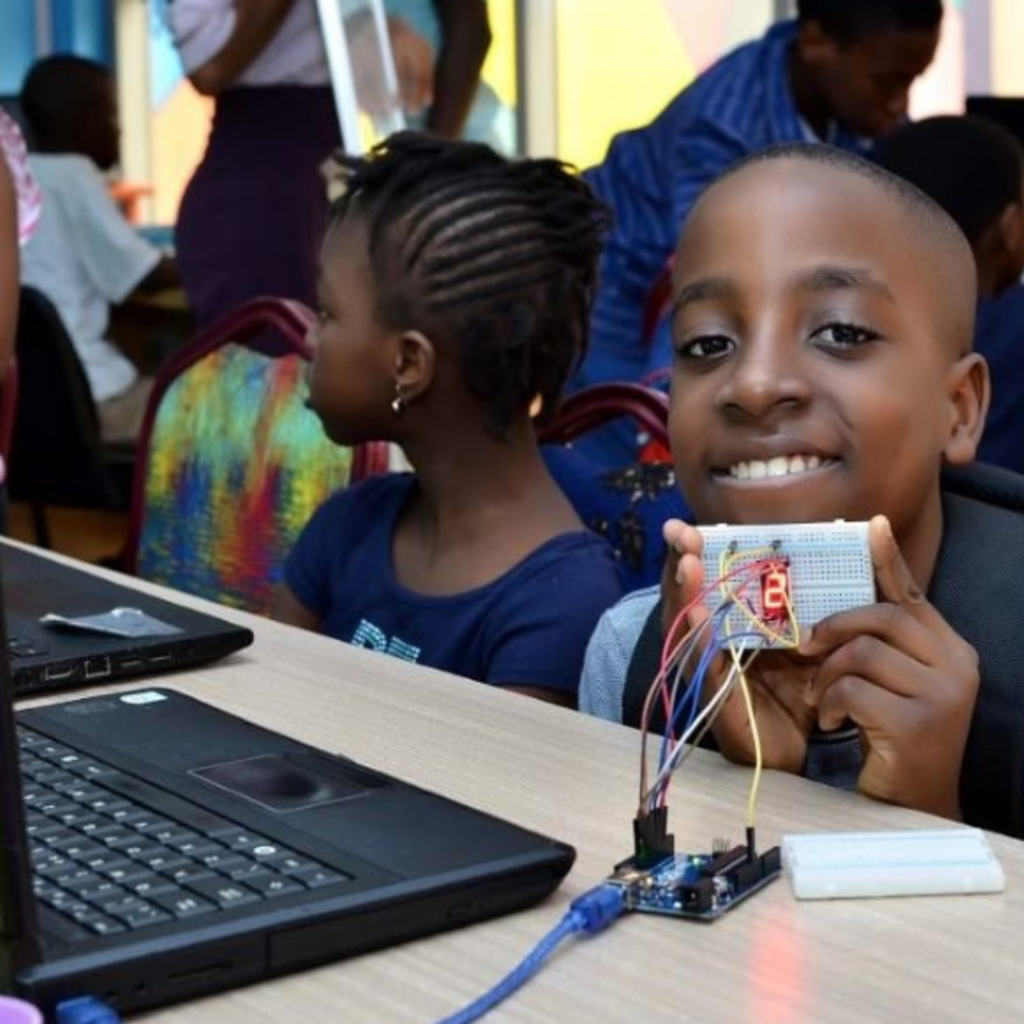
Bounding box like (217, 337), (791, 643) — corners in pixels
(1, 0), (1020, 226)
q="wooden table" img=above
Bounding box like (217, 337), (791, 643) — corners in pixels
(19, 556), (1024, 1024)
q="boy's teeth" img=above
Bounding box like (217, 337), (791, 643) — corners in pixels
(729, 455), (827, 479)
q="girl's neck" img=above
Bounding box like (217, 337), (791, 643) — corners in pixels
(390, 418), (581, 595)
(400, 418), (555, 528)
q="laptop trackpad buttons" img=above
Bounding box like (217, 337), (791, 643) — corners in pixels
(191, 753), (387, 813)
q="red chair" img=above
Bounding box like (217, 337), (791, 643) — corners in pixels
(539, 382), (670, 459)
(122, 297), (388, 615)
(539, 383), (684, 592)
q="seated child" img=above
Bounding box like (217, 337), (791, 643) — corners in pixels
(19, 55), (178, 443)
(278, 132), (623, 707)
(579, 143), (1024, 838)
(873, 114), (1024, 475)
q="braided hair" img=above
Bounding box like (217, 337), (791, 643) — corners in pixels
(327, 131), (610, 439)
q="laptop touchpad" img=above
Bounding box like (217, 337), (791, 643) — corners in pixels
(193, 752), (385, 812)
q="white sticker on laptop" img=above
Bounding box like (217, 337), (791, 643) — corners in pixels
(120, 691), (169, 705)
(39, 607), (183, 638)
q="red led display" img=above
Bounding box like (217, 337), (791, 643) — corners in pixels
(760, 564), (791, 622)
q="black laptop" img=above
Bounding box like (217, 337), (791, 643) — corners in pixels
(2, 542), (254, 696)
(1, 566), (575, 1016)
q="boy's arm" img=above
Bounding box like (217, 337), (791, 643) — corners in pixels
(63, 161), (164, 306)
(802, 516), (980, 821)
(579, 589), (659, 722)
(424, 0), (492, 138)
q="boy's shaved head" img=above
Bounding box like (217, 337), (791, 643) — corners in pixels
(669, 141), (990, 588)
(701, 142), (977, 357)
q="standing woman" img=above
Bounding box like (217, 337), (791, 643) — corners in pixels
(166, 0), (433, 327)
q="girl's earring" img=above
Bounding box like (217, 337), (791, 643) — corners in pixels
(390, 385), (407, 417)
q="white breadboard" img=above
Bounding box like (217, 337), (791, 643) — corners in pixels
(782, 828), (1006, 900)
(697, 520), (874, 648)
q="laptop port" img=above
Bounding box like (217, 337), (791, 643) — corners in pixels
(84, 656), (112, 680)
(43, 662), (76, 682)
(116, 657), (144, 670)
(146, 653), (173, 664)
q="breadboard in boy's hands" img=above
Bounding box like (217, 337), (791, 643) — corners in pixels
(697, 520), (875, 648)
(782, 828), (1005, 899)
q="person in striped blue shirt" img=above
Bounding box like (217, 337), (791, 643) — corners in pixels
(576, 0), (942, 467)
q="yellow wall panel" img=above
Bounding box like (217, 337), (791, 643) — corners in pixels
(554, 0), (694, 170)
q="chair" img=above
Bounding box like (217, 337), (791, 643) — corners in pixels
(122, 297), (389, 616)
(539, 381), (670, 452)
(539, 383), (688, 592)
(941, 460), (1024, 512)
(7, 286), (135, 547)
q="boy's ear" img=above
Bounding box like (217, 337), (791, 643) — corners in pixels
(997, 201), (1024, 258)
(942, 352), (990, 466)
(393, 330), (436, 404)
(795, 19), (840, 67)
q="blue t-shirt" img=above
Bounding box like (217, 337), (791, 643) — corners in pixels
(976, 286), (1024, 475)
(575, 19), (872, 466)
(284, 474), (623, 695)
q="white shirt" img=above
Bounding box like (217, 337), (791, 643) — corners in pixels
(167, 0), (330, 86)
(20, 154), (160, 403)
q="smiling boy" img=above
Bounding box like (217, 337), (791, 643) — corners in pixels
(580, 143), (1024, 838)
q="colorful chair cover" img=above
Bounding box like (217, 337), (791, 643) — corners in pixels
(124, 297), (388, 615)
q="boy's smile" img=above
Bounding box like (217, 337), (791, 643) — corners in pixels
(669, 156), (985, 584)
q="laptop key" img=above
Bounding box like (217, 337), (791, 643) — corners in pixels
(223, 863), (275, 884)
(264, 853), (322, 875)
(244, 874), (305, 898)
(185, 876), (262, 909)
(289, 867), (351, 889)
(79, 879), (128, 904)
(112, 904), (174, 929)
(129, 876), (180, 899)
(166, 864), (217, 886)
(214, 828), (276, 851)
(150, 892), (218, 919)
(156, 827), (202, 849)
(82, 914), (127, 937)
(197, 851), (249, 873)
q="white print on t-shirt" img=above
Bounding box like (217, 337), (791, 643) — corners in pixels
(350, 619), (421, 663)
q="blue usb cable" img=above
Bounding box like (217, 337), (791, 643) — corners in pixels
(431, 884), (626, 1024)
(55, 996), (123, 1024)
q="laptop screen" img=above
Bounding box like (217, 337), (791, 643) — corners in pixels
(0, 554), (42, 990)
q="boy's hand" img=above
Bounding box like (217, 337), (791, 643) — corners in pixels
(660, 520), (817, 773)
(801, 516), (980, 820)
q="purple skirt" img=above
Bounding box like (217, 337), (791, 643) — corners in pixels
(176, 85), (340, 327)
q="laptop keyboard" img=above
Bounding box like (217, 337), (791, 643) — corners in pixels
(18, 726), (351, 937)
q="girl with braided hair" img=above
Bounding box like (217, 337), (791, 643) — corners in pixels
(278, 132), (622, 705)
